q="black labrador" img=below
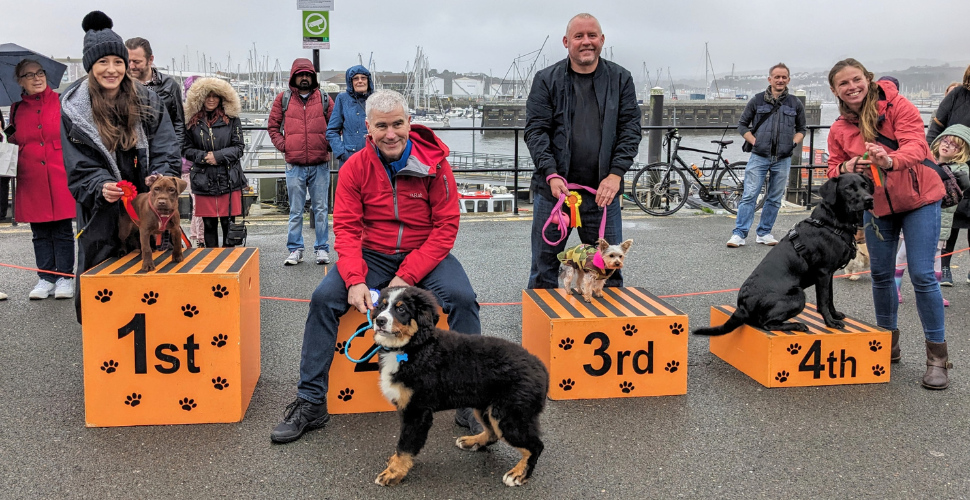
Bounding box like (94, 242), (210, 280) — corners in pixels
(694, 173), (874, 335)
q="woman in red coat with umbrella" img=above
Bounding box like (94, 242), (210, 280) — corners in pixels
(7, 59), (76, 300)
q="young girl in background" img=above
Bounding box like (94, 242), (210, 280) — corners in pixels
(935, 125), (970, 287)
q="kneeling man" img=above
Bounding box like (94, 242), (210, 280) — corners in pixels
(272, 89), (482, 443)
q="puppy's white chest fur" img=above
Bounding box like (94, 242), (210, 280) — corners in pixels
(378, 352), (412, 408)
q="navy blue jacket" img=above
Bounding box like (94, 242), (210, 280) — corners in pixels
(327, 65), (373, 162)
(525, 58), (642, 200)
(737, 91), (806, 159)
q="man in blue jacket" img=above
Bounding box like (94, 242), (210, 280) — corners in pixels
(327, 65), (373, 166)
(729, 63), (806, 248)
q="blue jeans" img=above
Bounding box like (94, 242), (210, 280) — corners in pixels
(864, 202), (945, 342)
(31, 219), (75, 283)
(285, 163), (330, 252)
(296, 249), (481, 403)
(733, 154), (791, 238)
(528, 191), (623, 289)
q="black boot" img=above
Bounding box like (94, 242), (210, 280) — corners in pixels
(922, 341), (952, 390)
(271, 398), (330, 443)
(890, 329), (900, 364)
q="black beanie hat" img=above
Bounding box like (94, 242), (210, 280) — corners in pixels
(81, 11), (128, 73)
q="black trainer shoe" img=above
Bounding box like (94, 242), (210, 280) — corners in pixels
(454, 407), (485, 435)
(270, 398), (330, 443)
(941, 267), (953, 287)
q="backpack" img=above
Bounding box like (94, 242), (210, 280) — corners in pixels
(279, 89), (329, 135)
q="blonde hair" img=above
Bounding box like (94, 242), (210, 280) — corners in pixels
(964, 64), (970, 91)
(933, 135), (970, 164)
(828, 58), (881, 143)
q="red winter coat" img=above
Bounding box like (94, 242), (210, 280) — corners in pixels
(334, 124), (459, 287)
(827, 80), (943, 217)
(267, 58), (334, 166)
(8, 86), (75, 223)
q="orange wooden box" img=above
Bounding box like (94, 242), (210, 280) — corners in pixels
(81, 248), (261, 427)
(327, 309), (448, 415)
(522, 287), (688, 400)
(708, 304), (892, 388)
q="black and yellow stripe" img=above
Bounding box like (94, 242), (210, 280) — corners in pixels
(713, 304), (884, 336)
(525, 287), (682, 319)
(84, 248), (257, 276)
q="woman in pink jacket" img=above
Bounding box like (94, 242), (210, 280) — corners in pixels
(7, 60), (77, 300)
(826, 58), (949, 389)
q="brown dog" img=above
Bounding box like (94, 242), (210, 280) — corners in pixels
(118, 176), (188, 271)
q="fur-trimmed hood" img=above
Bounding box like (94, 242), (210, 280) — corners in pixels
(183, 77), (241, 119)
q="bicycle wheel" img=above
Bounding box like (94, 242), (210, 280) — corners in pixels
(714, 161), (767, 215)
(631, 163), (690, 216)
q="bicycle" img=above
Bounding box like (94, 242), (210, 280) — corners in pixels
(630, 129), (767, 216)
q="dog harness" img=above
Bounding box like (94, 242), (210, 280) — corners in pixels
(558, 244), (614, 280)
(787, 217), (856, 264)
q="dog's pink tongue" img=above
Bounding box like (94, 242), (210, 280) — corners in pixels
(592, 251), (606, 269)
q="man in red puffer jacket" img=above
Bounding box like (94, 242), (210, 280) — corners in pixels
(268, 58), (335, 267)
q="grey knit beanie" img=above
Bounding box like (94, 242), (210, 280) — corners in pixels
(81, 11), (128, 73)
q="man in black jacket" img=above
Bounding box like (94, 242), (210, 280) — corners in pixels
(525, 13), (641, 290)
(729, 63), (805, 248)
(125, 37), (185, 150)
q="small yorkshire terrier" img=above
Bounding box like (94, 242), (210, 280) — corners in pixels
(558, 238), (634, 302)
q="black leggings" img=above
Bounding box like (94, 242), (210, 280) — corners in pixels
(941, 228), (970, 267)
(202, 216), (235, 248)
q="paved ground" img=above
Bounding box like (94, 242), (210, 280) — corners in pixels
(1, 204), (969, 499)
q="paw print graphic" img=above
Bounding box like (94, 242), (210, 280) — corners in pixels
(125, 393), (141, 407)
(668, 323), (683, 335)
(212, 377), (229, 390)
(181, 304), (200, 318)
(95, 289), (113, 303)
(665, 360), (680, 373)
(335, 341), (347, 354)
(872, 364), (886, 376)
(212, 284), (229, 298)
(869, 340), (882, 352)
(179, 398), (197, 411)
(775, 370), (790, 383)
(337, 388), (354, 401)
(141, 291), (159, 305)
(559, 378), (575, 391)
(558, 338), (574, 350)
(619, 381), (635, 393)
(101, 360), (118, 374)
(622, 324), (638, 337)
(211, 334), (228, 347)
(787, 343), (801, 355)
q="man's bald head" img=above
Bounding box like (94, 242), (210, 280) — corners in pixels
(565, 13), (601, 37)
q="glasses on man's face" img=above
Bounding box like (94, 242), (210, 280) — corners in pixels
(19, 69), (46, 81)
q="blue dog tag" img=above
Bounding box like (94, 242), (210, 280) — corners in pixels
(396, 353), (408, 363)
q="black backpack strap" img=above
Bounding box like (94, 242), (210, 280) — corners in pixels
(749, 98), (782, 136)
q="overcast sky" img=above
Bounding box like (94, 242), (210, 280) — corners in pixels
(5, 0), (967, 80)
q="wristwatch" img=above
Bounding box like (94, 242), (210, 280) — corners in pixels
(886, 156), (894, 170)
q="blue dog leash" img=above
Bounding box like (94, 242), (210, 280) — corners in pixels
(344, 289), (408, 364)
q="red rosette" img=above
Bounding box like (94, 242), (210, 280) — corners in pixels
(117, 180), (140, 223)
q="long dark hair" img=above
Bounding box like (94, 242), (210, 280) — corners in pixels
(828, 58), (881, 143)
(88, 72), (144, 152)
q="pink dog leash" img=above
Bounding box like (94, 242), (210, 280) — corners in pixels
(542, 174), (607, 246)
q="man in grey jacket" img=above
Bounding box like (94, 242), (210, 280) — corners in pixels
(525, 13), (641, 290)
(729, 63), (806, 248)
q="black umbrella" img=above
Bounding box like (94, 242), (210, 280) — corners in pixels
(0, 43), (68, 107)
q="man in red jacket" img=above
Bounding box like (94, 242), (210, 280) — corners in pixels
(270, 89), (482, 444)
(268, 58), (335, 266)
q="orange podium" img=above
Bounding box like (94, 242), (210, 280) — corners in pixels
(81, 248), (260, 427)
(327, 309), (448, 415)
(708, 304), (892, 388)
(522, 287), (688, 400)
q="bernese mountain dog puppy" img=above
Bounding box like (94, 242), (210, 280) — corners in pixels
(371, 286), (549, 487)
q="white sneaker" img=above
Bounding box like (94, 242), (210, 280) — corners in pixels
(756, 234), (779, 246)
(29, 279), (55, 300)
(315, 249), (331, 265)
(284, 249), (304, 266)
(54, 278), (74, 299)
(726, 235), (745, 248)
(0, 291), (7, 301)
